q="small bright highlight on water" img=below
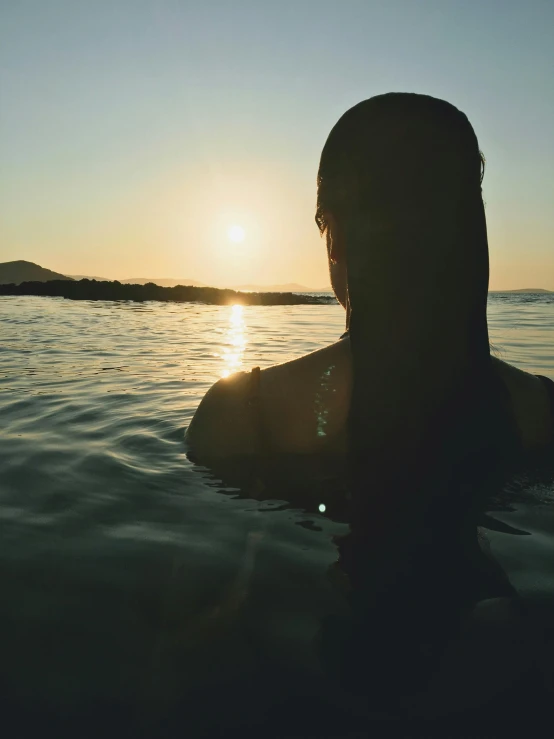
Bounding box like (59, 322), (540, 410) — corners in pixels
(319, 504), (326, 513)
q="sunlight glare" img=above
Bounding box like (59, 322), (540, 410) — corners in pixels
(230, 304), (243, 325)
(221, 304), (247, 378)
(228, 225), (245, 243)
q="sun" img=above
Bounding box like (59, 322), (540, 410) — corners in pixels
(228, 224), (245, 243)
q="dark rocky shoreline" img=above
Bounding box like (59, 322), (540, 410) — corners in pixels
(0, 279), (336, 306)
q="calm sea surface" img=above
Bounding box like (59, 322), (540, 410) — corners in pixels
(1, 293), (554, 733)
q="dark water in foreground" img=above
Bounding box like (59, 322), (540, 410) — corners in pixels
(1, 293), (554, 736)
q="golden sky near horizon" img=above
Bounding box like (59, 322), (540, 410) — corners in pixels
(1, 2), (553, 290)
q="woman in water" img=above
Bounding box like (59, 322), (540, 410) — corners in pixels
(187, 94), (553, 468)
(188, 93), (554, 713)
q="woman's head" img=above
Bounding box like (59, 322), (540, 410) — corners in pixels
(316, 93), (487, 310)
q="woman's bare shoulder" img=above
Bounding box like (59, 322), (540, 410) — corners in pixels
(186, 371), (258, 460)
(491, 356), (553, 449)
(187, 338), (350, 460)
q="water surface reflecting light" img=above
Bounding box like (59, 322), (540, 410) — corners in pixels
(221, 304), (247, 378)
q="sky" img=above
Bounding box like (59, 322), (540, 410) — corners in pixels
(1, 0), (553, 289)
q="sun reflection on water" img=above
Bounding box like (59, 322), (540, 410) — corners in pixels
(221, 304), (247, 378)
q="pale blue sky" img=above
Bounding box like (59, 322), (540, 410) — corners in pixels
(1, 0), (553, 288)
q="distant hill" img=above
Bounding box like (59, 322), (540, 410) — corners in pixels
(121, 277), (206, 287)
(68, 274), (110, 282)
(5, 261), (550, 295)
(69, 277), (330, 292)
(0, 260), (73, 285)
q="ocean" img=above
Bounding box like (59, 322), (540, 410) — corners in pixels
(1, 292), (553, 735)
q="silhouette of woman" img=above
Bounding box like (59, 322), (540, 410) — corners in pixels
(188, 93), (554, 712)
(188, 94), (553, 469)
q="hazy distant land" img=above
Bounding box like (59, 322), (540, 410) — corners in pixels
(69, 275), (208, 288)
(0, 278), (335, 306)
(0, 262), (551, 303)
(71, 276), (328, 292)
(0, 261), (330, 294)
(231, 282), (330, 293)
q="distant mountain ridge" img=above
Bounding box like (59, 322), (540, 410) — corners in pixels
(3, 261), (552, 293)
(72, 277), (322, 291)
(68, 275), (326, 291)
(68, 274), (110, 282)
(0, 260), (74, 285)
(120, 277), (206, 287)
(69, 275), (206, 287)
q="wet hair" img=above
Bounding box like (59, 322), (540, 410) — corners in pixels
(316, 94), (517, 687)
(316, 95), (485, 237)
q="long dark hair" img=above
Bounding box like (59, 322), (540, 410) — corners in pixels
(316, 94), (516, 688)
